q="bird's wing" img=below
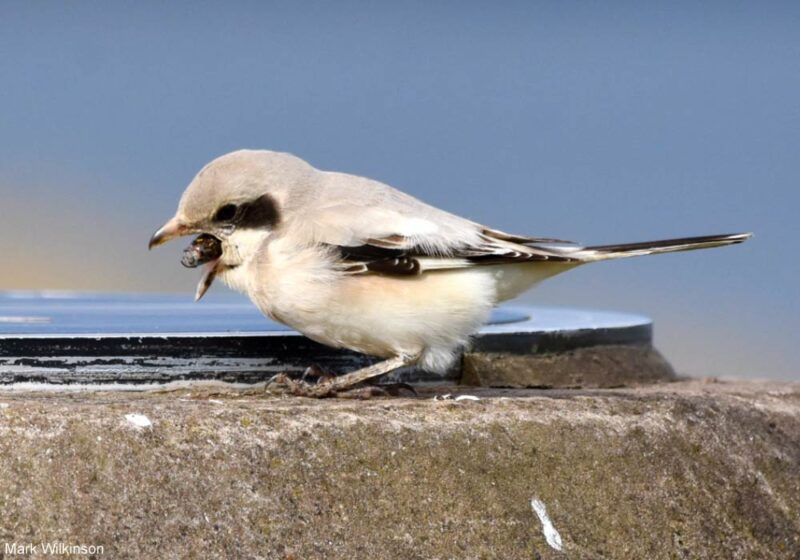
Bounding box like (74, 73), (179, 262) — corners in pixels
(289, 202), (581, 276)
(331, 229), (583, 276)
(279, 170), (584, 276)
(276, 172), (751, 277)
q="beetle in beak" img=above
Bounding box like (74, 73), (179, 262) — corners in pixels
(149, 217), (223, 301)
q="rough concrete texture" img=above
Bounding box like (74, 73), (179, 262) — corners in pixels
(0, 379), (798, 559)
(462, 346), (677, 388)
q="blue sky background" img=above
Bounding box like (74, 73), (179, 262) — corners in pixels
(1, 2), (797, 379)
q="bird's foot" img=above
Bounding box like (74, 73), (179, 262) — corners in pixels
(264, 373), (339, 398)
(265, 355), (419, 399)
(263, 373), (416, 399)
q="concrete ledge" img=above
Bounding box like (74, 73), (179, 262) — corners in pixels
(0, 379), (798, 558)
(462, 345), (676, 388)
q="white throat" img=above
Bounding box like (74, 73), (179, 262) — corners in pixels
(218, 228), (271, 295)
(222, 229), (270, 265)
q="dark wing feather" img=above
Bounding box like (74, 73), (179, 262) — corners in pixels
(333, 229), (582, 276)
(337, 244), (421, 275)
(479, 226), (574, 245)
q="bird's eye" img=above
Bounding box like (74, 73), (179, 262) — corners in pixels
(214, 204), (237, 222)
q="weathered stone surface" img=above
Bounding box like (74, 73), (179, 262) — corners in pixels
(0, 379), (798, 559)
(462, 345), (677, 388)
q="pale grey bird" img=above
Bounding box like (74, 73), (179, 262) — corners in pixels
(149, 149), (751, 396)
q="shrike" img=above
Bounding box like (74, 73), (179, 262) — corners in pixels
(149, 150), (750, 396)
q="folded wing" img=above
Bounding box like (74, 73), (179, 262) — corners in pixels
(327, 222), (583, 276)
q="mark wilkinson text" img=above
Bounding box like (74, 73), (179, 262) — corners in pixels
(5, 542), (104, 555)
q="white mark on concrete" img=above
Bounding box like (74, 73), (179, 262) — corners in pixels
(208, 399), (224, 405)
(125, 413), (153, 429)
(0, 403), (9, 409)
(531, 498), (563, 552)
(433, 394), (481, 402)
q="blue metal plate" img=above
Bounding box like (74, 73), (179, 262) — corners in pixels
(0, 292), (653, 386)
(0, 292), (646, 337)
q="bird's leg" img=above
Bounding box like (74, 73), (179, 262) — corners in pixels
(324, 354), (416, 391)
(266, 354), (418, 398)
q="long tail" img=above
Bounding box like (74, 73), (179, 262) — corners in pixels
(576, 232), (752, 261)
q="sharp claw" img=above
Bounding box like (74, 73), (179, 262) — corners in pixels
(264, 373), (293, 394)
(262, 362), (414, 399)
(262, 372), (339, 398)
(265, 373), (286, 386)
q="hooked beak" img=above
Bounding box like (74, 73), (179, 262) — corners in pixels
(195, 261), (220, 302)
(148, 216), (189, 249)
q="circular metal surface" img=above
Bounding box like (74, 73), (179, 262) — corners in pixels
(0, 292), (654, 386)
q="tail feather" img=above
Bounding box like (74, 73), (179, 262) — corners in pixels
(577, 232), (752, 261)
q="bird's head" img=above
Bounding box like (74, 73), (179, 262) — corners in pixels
(148, 149), (313, 300)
